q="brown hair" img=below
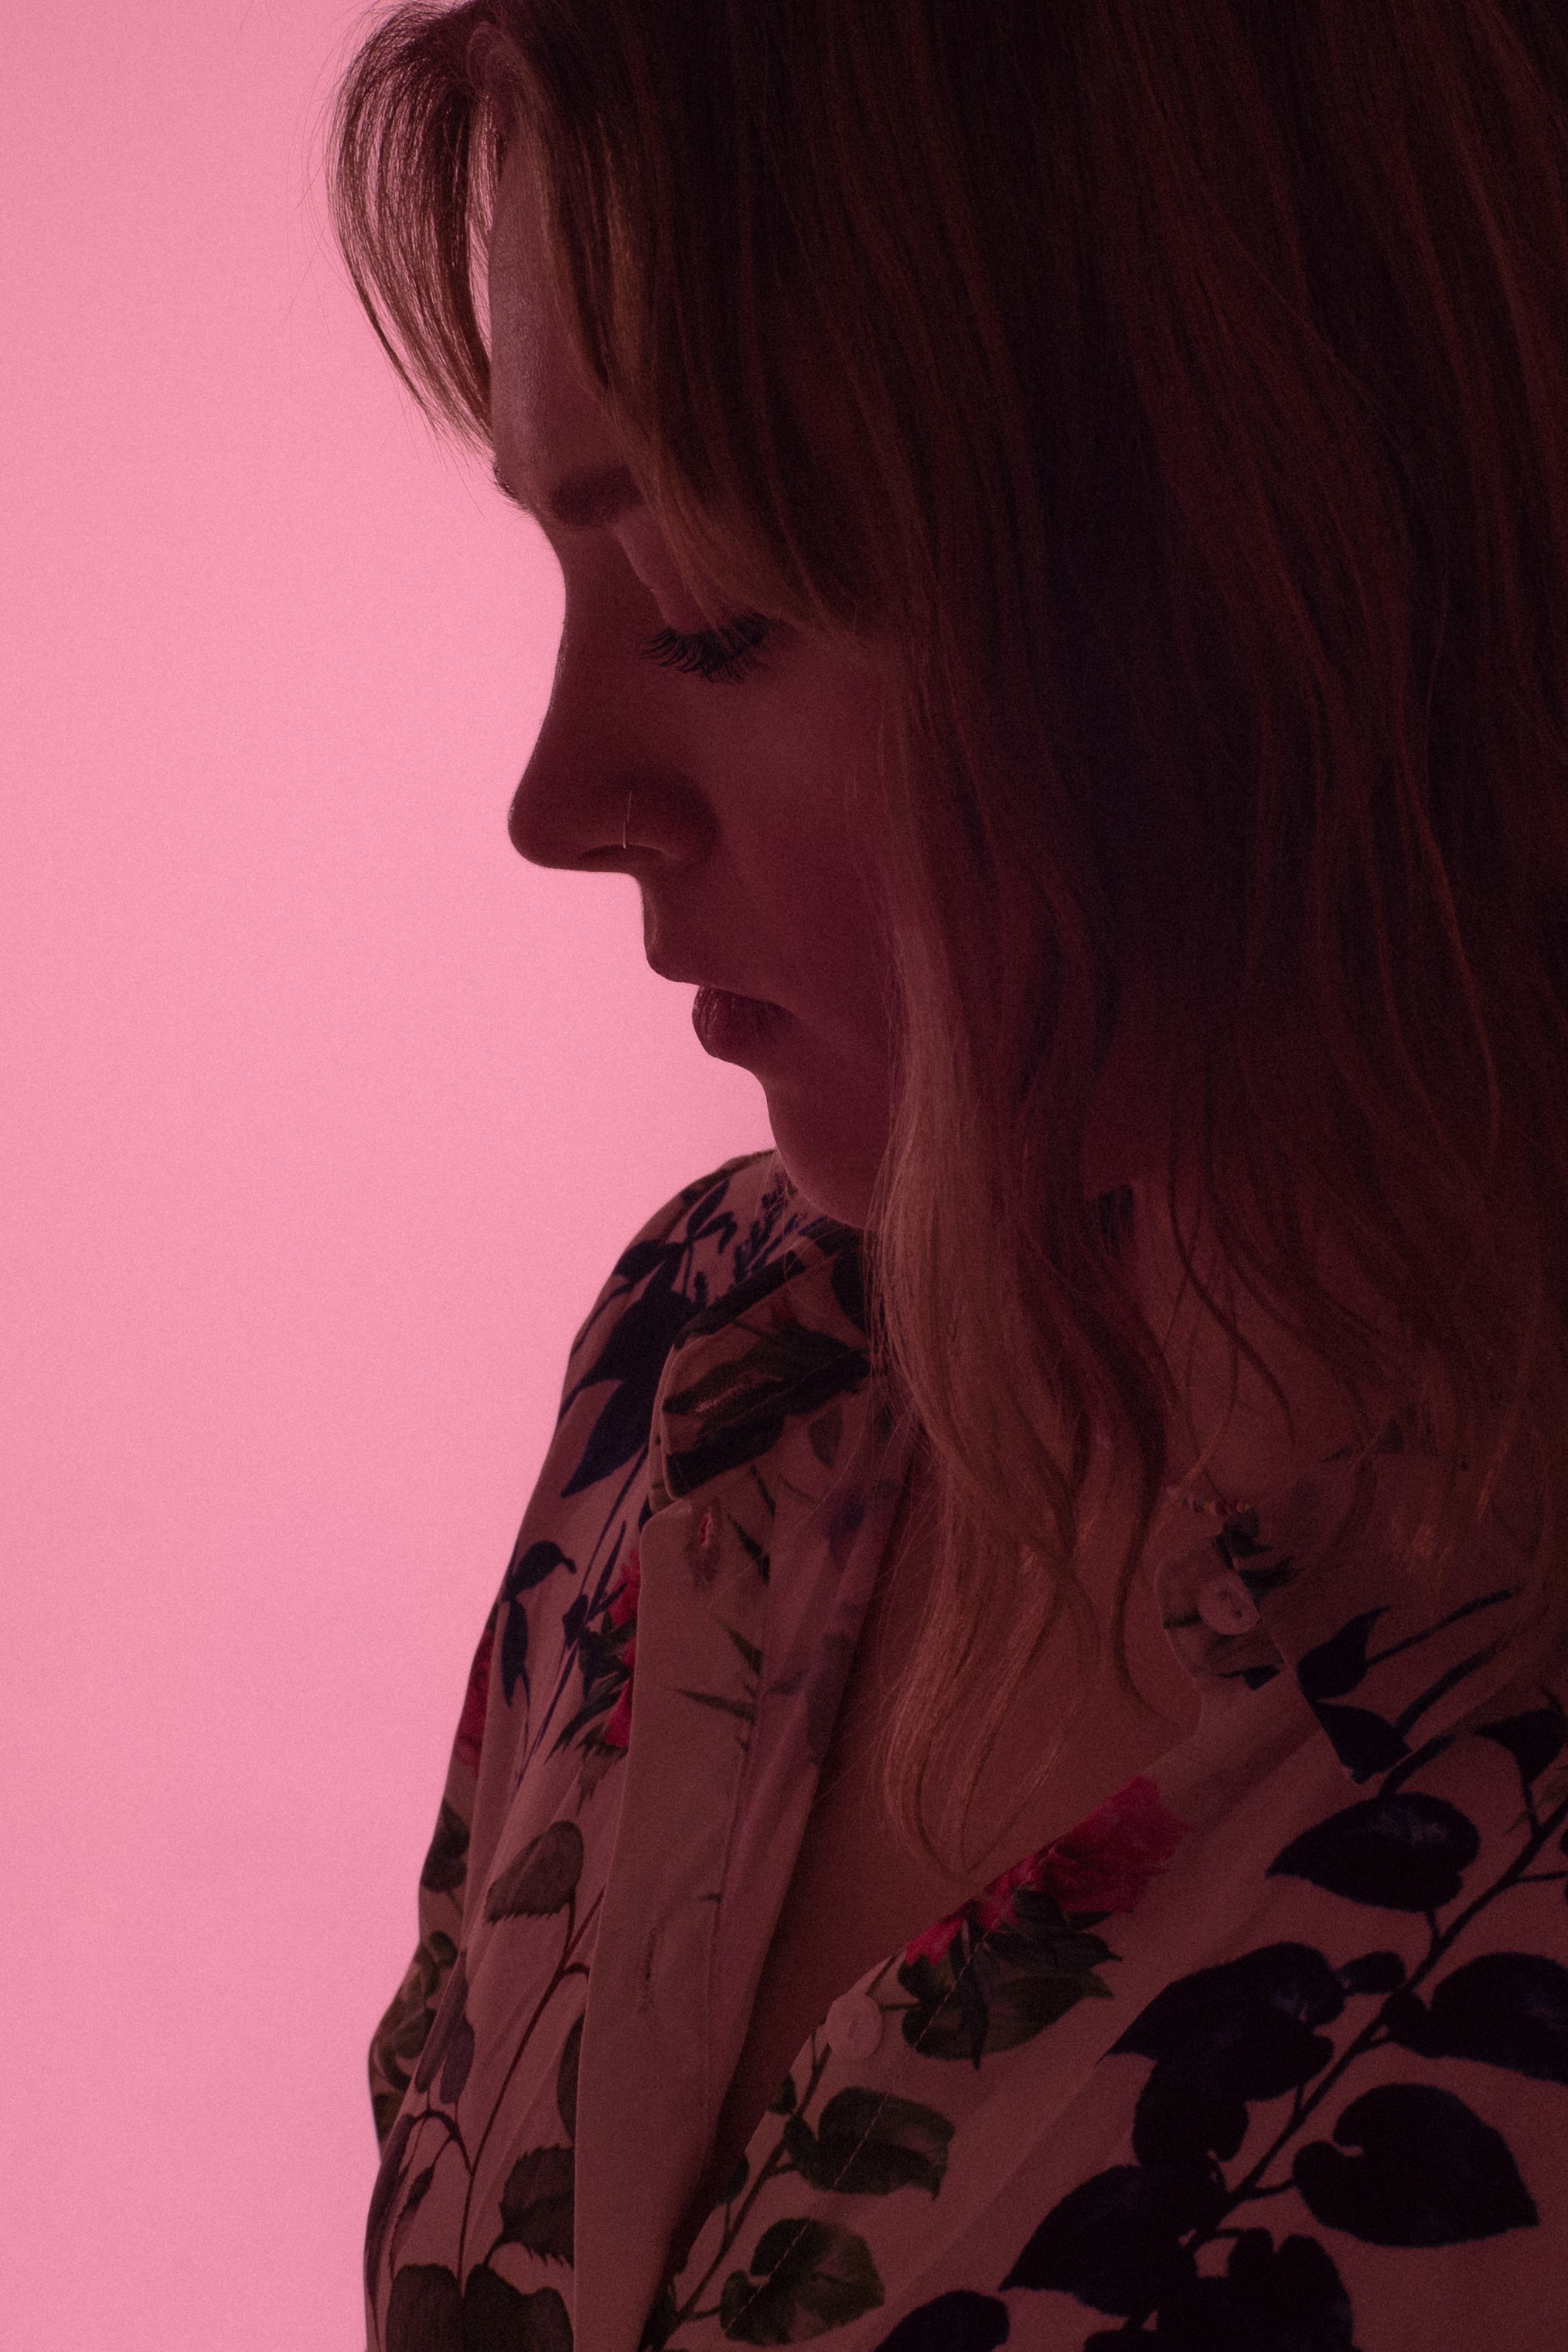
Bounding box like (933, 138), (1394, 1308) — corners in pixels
(329, 0), (1568, 1866)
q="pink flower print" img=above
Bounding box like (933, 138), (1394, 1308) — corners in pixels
(902, 1851), (1051, 1966)
(608, 1546), (642, 1630)
(600, 1548), (642, 1752)
(901, 1775), (1189, 1966)
(975, 1851), (1048, 1934)
(453, 1620), (495, 1773)
(904, 1901), (978, 1968)
(1038, 1775), (1190, 1914)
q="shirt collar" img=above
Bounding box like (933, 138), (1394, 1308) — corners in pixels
(1157, 1418), (1536, 1782)
(646, 1209), (872, 1515)
(654, 1218), (1536, 1792)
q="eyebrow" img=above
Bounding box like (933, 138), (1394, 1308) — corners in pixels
(491, 457), (644, 530)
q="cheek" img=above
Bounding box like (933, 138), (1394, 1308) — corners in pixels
(768, 834), (894, 1048)
(764, 687), (896, 999)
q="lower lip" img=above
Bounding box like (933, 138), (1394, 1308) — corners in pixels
(691, 987), (790, 1064)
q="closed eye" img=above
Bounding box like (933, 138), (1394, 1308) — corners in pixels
(639, 612), (773, 685)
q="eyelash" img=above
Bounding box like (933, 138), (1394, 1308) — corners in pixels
(639, 612), (773, 685)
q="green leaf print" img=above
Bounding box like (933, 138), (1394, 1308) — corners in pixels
(370, 1928), (459, 2142)
(498, 2146), (575, 2262)
(782, 2089), (954, 2198)
(485, 1820), (585, 1920)
(898, 1917), (1117, 2064)
(718, 2217), (884, 2343)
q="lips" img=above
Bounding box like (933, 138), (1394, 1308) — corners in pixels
(690, 986), (791, 1062)
(646, 953), (782, 1010)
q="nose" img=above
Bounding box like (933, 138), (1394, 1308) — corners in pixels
(506, 568), (718, 874)
(506, 663), (626, 871)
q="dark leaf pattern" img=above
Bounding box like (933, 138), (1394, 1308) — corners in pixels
(556, 2013), (582, 2142)
(640, 2286), (679, 2351)
(418, 1801), (469, 1897)
(502, 1539), (573, 1603)
(1294, 2083), (1538, 2245)
(499, 1602), (530, 1713)
(1304, 1704), (1413, 1782)
(1007, 1678), (1563, 2343)
(559, 1274), (704, 1498)
(1110, 1943), (1345, 2098)
(1150, 2229), (1358, 2351)
(1000, 2164), (1215, 2312)
(413, 1954), (469, 2096)
(497, 1539), (574, 1705)
(662, 1321), (869, 1498)
(1335, 1951), (1406, 1996)
(1383, 1951), (1568, 2084)
(898, 1903), (1118, 2065)
(369, 1928), (458, 2146)
(1130, 2067), (1249, 2167)
(782, 2090), (954, 2198)
(870, 2291), (1010, 2350)
(366, 2112), (417, 2292)
(1297, 1612), (1389, 1702)
(718, 2217), (885, 2342)
(438, 2013), (474, 2108)
(485, 1821), (585, 1921)
(1267, 1793), (1480, 1911)
(498, 2146), (575, 2261)
(386, 2264), (461, 2352)
(1474, 1707), (1566, 1790)
(462, 2268), (574, 2352)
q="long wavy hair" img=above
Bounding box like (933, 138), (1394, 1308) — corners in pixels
(329, 0), (1568, 1867)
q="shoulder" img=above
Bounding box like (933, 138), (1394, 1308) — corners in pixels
(559, 1147), (846, 1392)
(541, 1146), (871, 1522)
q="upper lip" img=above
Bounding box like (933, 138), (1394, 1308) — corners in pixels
(646, 953), (779, 1004)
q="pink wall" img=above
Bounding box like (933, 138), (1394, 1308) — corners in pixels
(1, 6), (771, 2343)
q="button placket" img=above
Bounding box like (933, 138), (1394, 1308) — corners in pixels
(1195, 1571), (1261, 1635)
(825, 1989), (884, 2061)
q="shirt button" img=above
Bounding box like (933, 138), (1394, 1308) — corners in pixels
(826, 1990), (883, 2061)
(1196, 1572), (1260, 1635)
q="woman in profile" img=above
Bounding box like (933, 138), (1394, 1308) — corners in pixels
(329, 5), (1568, 2346)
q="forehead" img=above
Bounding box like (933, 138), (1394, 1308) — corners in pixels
(487, 141), (626, 508)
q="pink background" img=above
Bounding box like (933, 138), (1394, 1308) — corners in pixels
(2, 5), (771, 2343)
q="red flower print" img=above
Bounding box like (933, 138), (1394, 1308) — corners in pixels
(1038, 1774), (1190, 1914)
(902, 1775), (1190, 1966)
(904, 1902), (979, 1968)
(453, 1620), (495, 1773)
(608, 1548), (642, 1630)
(600, 1547), (642, 1752)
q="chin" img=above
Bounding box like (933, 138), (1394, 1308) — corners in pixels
(766, 1102), (880, 1230)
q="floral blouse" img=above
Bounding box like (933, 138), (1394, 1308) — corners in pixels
(363, 1149), (1568, 2352)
